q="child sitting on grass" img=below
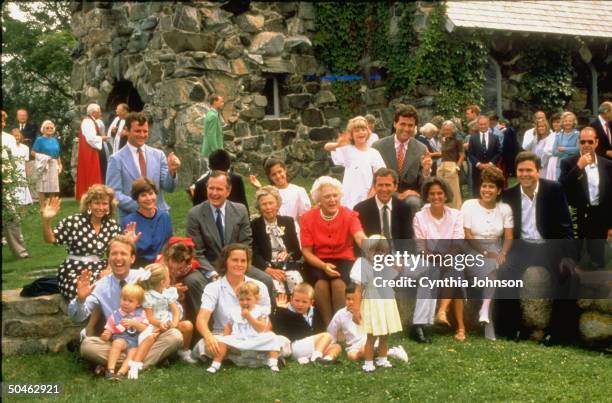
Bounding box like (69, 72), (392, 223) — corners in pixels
(327, 284), (408, 363)
(350, 235), (404, 372)
(101, 284), (149, 380)
(127, 263), (196, 379)
(272, 283), (340, 364)
(207, 282), (285, 374)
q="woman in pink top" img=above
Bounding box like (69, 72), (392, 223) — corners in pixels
(413, 178), (466, 341)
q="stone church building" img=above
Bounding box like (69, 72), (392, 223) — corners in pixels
(69, 1), (612, 184)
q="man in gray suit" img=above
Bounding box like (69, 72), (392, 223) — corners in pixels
(186, 171), (274, 300)
(372, 104), (432, 216)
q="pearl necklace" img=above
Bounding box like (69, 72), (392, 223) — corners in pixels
(320, 209), (339, 221)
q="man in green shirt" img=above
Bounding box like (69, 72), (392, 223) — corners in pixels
(200, 94), (225, 165)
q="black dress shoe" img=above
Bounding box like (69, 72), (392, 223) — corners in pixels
(424, 325), (433, 343)
(410, 325), (428, 343)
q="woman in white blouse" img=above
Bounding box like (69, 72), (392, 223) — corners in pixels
(324, 116), (386, 209)
(461, 166), (513, 340)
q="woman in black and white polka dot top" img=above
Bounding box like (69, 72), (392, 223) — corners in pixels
(41, 184), (124, 300)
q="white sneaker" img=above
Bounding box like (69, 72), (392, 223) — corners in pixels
(270, 365), (280, 372)
(388, 345), (409, 363)
(206, 366), (218, 374)
(375, 358), (393, 368)
(484, 323), (496, 341)
(178, 350), (197, 364)
(297, 357), (310, 365)
(362, 363), (376, 373)
(127, 361), (143, 380)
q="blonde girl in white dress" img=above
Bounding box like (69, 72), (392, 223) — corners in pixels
(208, 282), (285, 373)
(350, 235), (402, 373)
(324, 116), (386, 209)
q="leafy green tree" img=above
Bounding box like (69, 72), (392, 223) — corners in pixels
(1, 1), (76, 194)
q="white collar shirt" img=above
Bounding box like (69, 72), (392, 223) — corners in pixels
(520, 182), (544, 242)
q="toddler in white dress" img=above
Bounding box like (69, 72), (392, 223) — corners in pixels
(208, 282), (284, 373)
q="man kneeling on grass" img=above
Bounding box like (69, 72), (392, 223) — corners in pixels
(68, 235), (182, 375)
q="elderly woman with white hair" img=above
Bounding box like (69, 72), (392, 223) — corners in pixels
(32, 120), (62, 206)
(550, 111), (579, 180)
(436, 120), (464, 209)
(251, 186), (303, 297)
(300, 176), (367, 324)
(76, 103), (110, 200)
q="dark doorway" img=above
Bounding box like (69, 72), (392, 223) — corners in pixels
(106, 81), (144, 113)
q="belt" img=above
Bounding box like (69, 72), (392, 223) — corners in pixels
(67, 254), (101, 263)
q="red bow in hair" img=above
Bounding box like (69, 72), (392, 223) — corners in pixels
(167, 236), (195, 248)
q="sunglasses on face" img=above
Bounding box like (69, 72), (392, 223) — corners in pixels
(579, 140), (594, 145)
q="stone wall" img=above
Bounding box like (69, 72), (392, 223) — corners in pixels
(2, 290), (83, 355)
(69, 1), (347, 184)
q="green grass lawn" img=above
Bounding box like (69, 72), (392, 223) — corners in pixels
(3, 176), (610, 401)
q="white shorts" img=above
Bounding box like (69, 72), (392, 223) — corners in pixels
(290, 335), (316, 360)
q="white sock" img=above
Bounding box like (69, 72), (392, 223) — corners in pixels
(211, 361), (221, 370)
(310, 350), (323, 362)
(323, 355), (334, 361)
(480, 299), (491, 319)
(376, 356), (389, 364)
(268, 358), (278, 367)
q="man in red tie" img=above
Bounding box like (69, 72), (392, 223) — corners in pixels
(372, 104), (432, 217)
(591, 101), (612, 160)
(106, 112), (181, 218)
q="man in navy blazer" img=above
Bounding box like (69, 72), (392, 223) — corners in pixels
(590, 101), (612, 160)
(106, 112), (181, 217)
(559, 127), (612, 268)
(498, 151), (579, 345)
(467, 115), (501, 197)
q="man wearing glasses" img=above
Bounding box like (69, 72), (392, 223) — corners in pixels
(559, 127), (612, 268)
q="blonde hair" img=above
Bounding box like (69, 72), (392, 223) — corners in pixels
(139, 263), (169, 290)
(254, 185), (282, 212)
(292, 283), (314, 299)
(362, 234), (390, 259)
(560, 111), (577, 130)
(40, 120), (56, 135)
(237, 281), (260, 299)
(121, 284), (145, 304)
(80, 184), (118, 217)
(346, 116), (370, 144)
(419, 122), (439, 136)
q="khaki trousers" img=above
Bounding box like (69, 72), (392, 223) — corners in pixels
(80, 328), (182, 369)
(437, 161), (462, 210)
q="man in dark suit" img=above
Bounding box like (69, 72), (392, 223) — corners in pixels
(353, 168), (414, 240)
(498, 151), (579, 345)
(559, 127), (612, 268)
(372, 104), (432, 217)
(467, 115), (501, 197)
(590, 101), (612, 160)
(186, 171), (273, 298)
(12, 108), (38, 146)
(190, 149), (248, 210)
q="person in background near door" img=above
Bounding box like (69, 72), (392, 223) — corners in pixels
(76, 103), (107, 201)
(200, 94), (225, 170)
(590, 101), (612, 160)
(108, 103), (130, 154)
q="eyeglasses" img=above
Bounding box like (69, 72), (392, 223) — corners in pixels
(45, 126), (55, 130)
(579, 140), (594, 145)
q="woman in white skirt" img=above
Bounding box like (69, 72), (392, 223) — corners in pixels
(10, 129), (33, 207)
(32, 120), (62, 205)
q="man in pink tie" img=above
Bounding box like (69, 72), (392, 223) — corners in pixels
(591, 101), (612, 160)
(372, 104), (432, 217)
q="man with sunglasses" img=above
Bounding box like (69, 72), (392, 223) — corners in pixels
(559, 127), (612, 268)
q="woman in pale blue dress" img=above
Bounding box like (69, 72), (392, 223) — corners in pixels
(551, 111), (579, 180)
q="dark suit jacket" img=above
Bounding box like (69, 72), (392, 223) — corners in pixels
(12, 122), (38, 144)
(186, 200), (252, 272)
(251, 215), (302, 270)
(501, 179), (573, 240)
(271, 306), (325, 342)
(559, 155), (612, 231)
(192, 172), (249, 211)
(501, 126), (520, 176)
(372, 135), (427, 193)
(353, 196), (414, 239)
(590, 117), (612, 159)
(467, 130), (502, 169)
